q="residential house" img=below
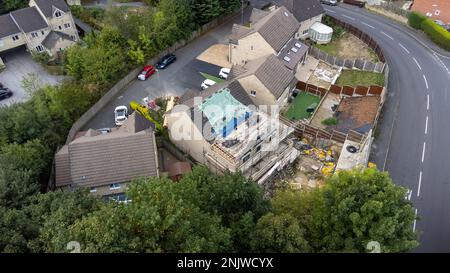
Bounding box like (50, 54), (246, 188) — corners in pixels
(282, 0), (325, 39)
(229, 54), (298, 109)
(54, 113), (159, 201)
(165, 80), (299, 185)
(411, 0), (450, 26)
(0, 0), (79, 57)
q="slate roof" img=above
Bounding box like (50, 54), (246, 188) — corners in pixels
(10, 7), (48, 33)
(282, 0), (325, 22)
(249, 8), (270, 24)
(233, 54), (295, 99)
(230, 6), (300, 52)
(0, 14), (21, 38)
(42, 31), (74, 49)
(55, 113), (158, 188)
(34, 0), (70, 17)
(277, 38), (309, 70)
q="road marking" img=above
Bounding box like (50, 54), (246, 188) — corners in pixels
(425, 116), (428, 134)
(423, 74), (429, 89)
(361, 21), (375, 29)
(421, 142), (426, 163)
(413, 209), (418, 232)
(433, 52), (450, 75)
(342, 14), (355, 20)
(417, 172), (422, 197)
(398, 43), (410, 54)
(413, 57), (422, 70)
(324, 9), (336, 13)
(381, 31), (394, 40)
(427, 94), (430, 110)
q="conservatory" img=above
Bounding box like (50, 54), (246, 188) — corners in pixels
(309, 22), (333, 44)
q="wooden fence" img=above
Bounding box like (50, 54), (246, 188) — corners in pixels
(329, 84), (383, 96)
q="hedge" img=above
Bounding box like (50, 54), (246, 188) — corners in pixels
(421, 19), (450, 51)
(408, 11), (427, 29)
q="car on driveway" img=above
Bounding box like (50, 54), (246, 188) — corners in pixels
(0, 88), (13, 101)
(156, 54), (176, 69)
(321, 0), (337, 5)
(138, 65), (156, 81)
(201, 79), (216, 90)
(219, 67), (231, 79)
(114, 106), (128, 126)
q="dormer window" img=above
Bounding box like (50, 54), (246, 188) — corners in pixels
(55, 10), (62, 17)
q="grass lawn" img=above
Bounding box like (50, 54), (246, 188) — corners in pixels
(314, 41), (339, 56)
(200, 72), (225, 83)
(284, 92), (321, 121)
(335, 70), (385, 87)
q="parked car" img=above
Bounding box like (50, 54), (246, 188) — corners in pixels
(321, 0), (337, 6)
(138, 65), (156, 81)
(201, 79), (216, 90)
(114, 106), (128, 126)
(98, 128), (112, 134)
(0, 88), (13, 101)
(219, 67), (231, 79)
(156, 54), (176, 69)
(343, 0), (365, 8)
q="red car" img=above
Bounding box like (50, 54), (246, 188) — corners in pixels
(137, 65), (156, 80)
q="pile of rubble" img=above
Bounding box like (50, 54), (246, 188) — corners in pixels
(294, 138), (338, 176)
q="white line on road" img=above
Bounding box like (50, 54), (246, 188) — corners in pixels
(408, 189), (412, 200)
(381, 31), (394, 40)
(361, 21), (375, 29)
(398, 43), (410, 54)
(427, 94), (430, 110)
(324, 9), (336, 13)
(425, 116), (428, 134)
(342, 14), (355, 20)
(413, 57), (422, 70)
(417, 172), (422, 197)
(421, 142), (426, 163)
(413, 209), (418, 232)
(423, 74), (429, 89)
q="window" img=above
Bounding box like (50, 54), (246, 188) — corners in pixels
(255, 145), (261, 152)
(36, 45), (44, 52)
(55, 10), (62, 17)
(89, 187), (97, 193)
(70, 35), (76, 41)
(12, 35), (19, 42)
(242, 154), (251, 163)
(250, 90), (256, 97)
(31, 32), (38, 38)
(250, 45), (253, 50)
(41, 30), (45, 35)
(303, 29), (309, 35)
(110, 183), (121, 190)
(64, 23), (71, 28)
(58, 25), (62, 30)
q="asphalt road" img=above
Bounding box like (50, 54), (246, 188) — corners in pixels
(84, 8), (251, 130)
(324, 4), (450, 252)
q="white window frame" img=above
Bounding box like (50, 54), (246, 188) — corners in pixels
(64, 23), (71, 29)
(31, 32), (38, 38)
(54, 10), (63, 18)
(12, 35), (20, 42)
(36, 45), (44, 52)
(250, 90), (256, 97)
(110, 183), (121, 190)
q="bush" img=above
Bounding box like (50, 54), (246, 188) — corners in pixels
(408, 11), (427, 29)
(421, 19), (450, 51)
(322, 117), (338, 126)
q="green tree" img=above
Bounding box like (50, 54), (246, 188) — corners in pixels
(251, 213), (310, 253)
(195, 0), (223, 25)
(66, 177), (232, 253)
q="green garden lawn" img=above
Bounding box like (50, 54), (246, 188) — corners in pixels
(335, 70), (385, 87)
(285, 92), (321, 121)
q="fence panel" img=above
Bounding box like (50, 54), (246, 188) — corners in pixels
(355, 86), (369, 96)
(342, 86), (355, 96)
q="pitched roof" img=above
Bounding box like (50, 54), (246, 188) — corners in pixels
(277, 38), (309, 70)
(10, 7), (48, 33)
(42, 31), (74, 49)
(233, 54), (295, 99)
(249, 8), (270, 24)
(34, 0), (70, 17)
(55, 113), (158, 188)
(0, 14), (21, 38)
(282, 0), (325, 22)
(230, 6), (300, 52)
(411, 0), (450, 25)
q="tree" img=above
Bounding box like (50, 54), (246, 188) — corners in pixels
(195, 0), (223, 25)
(250, 213), (310, 253)
(65, 177), (232, 253)
(282, 168), (419, 253)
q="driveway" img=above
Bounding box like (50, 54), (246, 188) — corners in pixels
(83, 7), (252, 130)
(0, 48), (65, 106)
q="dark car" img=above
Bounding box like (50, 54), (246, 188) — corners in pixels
(0, 88), (13, 101)
(156, 54), (176, 69)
